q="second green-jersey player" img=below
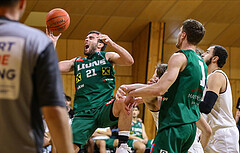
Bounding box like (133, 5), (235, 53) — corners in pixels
(151, 50), (208, 153)
(159, 50), (208, 130)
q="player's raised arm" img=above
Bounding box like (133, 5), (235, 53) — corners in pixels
(46, 28), (62, 48)
(129, 52), (187, 97)
(58, 58), (76, 73)
(100, 34), (134, 66)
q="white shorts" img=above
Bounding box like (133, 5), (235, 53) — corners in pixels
(188, 128), (204, 153)
(205, 126), (239, 153)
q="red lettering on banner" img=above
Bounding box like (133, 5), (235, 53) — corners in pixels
(0, 54), (10, 65)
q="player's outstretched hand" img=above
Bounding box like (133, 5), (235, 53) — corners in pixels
(116, 85), (128, 101)
(46, 27), (62, 48)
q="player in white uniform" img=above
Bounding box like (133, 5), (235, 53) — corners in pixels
(200, 45), (239, 153)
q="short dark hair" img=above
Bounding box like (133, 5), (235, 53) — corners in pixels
(211, 45), (228, 68)
(156, 63), (167, 79)
(0, 0), (19, 6)
(182, 19), (205, 45)
(88, 30), (107, 51)
(133, 105), (139, 110)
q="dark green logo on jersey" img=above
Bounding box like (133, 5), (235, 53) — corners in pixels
(102, 67), (110, 75)
(76, 73), (82, 83)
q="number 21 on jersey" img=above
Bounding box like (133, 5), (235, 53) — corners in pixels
(86, 69), (97, 78)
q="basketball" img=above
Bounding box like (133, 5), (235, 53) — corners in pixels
(46, 8), (70, 33)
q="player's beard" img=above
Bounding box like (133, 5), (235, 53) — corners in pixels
(176, 35), (182, 49)
(84, 44), (97, 56)
(205, 56), (213, 66)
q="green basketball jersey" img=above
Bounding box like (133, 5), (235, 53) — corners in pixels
(130, 120), (143, 138)
(73, 51), (115, 115)
(158, 50), (208, 131)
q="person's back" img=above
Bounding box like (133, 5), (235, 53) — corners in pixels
(0, 16), (54, 153)
(159, 50), (207, 130)
(0, 1), (73, 153)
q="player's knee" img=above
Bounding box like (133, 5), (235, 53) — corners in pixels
(99, 140), (106, 147)
(139, 144), (146, 151)
(136, 143), (146, 151)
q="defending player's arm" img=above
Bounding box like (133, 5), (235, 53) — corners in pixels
(199, 73), (224, 114)
(196, 114), (212, 149)
(128, 53), (187, 97)
(58, 58), (76, 73)
(143, 96), (161, 112)
(100, 34), (134, 66)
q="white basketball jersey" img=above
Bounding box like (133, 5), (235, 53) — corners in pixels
(204, 70), (235, 130)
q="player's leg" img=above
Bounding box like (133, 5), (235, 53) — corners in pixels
(97, 99), (132, 152)
(151, 123), (196, 153)
(105, 138), (117, 150)
(113, 139), (119, 148)
(86, 138), (95, 153)
(96, 139), (107, 153)
(112, 99), (133, 152)
(133, 140), (146, 153)
(187, 129), (204, 153)
(205, 127), (239, 153)
(71, 113), (98, 153)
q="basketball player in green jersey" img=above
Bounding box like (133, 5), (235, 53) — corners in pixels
(57, 31), (134, 153)
(116, 19), (207, 153)
(128, 106), (153, 153)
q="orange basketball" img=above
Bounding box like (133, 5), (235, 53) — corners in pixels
(46, 8), (70, 33)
